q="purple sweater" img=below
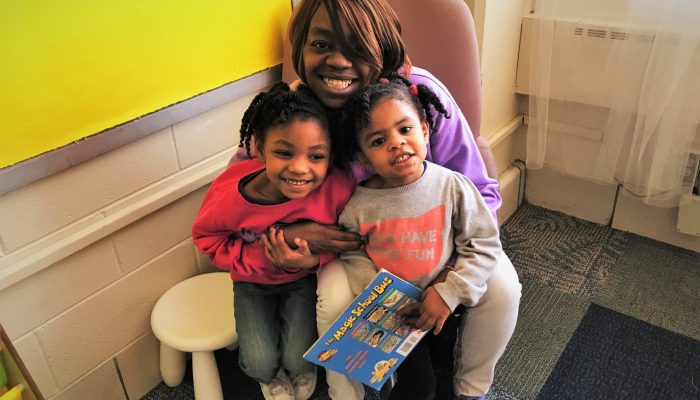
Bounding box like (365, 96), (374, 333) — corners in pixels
(409, 67), (501, 221)
(230, 66), (501, 220)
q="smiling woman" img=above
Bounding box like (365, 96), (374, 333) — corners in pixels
(0, 0), (289, 171)
(288, 0), (406, 109)
(297, 4), (375, 109)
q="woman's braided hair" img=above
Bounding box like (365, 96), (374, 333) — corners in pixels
(239, 82), (329, 157)
(337, 72), (449, 166)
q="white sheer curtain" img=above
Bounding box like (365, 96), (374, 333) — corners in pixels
(527, 0), (700, 207)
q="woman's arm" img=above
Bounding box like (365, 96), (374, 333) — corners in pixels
(278, 222), (361, 254)
(410, 68), (501, 222)
(476, 135), (499, 183)
(259, 226), (319, 269)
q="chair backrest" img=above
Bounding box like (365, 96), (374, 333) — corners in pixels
(281, 0), (482, 137)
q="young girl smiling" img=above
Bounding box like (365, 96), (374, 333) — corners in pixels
(192, 83), (353, 400)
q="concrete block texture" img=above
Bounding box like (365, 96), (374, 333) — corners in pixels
(110, 189), (207, 273)
(172, 91), (260, 168)
(115, 332), (161, 400)
(0, 238), (121, 339)
(33, 241), (197, 387)
(51, 361), (126, 400)
(0, 129), (179, 251)
(12, 334), (60, 398)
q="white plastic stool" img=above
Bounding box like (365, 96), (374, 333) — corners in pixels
(151, 272), (237, 400)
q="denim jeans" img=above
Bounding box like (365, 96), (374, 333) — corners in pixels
(233, 274), (317, 384)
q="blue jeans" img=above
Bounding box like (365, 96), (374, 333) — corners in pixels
(233, 274), (317, 384)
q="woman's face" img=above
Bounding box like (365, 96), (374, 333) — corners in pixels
(302, 5), (374, 109)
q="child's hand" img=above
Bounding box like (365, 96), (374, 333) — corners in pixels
(399, 287), (451, 335)
(260, 226), (319, 269)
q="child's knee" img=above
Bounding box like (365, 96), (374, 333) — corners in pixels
(483, 255), (522, 310)
(239, 347), (279, 383)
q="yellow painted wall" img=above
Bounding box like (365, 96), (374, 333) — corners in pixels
(0, 0), (290, 168)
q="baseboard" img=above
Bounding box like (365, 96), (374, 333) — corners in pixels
(613, 191), (700, 252)
(525, 167), (618, 225)
(677, 194), (700, 237)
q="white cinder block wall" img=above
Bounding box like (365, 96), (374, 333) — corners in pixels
(0, 89), (260, 400)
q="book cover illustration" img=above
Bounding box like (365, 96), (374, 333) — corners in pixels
(304, 269), (427, 390)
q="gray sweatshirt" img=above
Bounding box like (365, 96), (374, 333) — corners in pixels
(339, 161), (501, 311)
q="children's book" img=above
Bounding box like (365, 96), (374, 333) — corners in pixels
(304, 269), (427, 390)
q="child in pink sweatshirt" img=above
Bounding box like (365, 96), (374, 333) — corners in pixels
(192, 83), (353, 400)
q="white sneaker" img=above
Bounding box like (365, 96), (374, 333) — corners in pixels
(291, 368), (317, 400)
(260, 369), (294, 400)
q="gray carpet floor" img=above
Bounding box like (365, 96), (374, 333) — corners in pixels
(142, 203), (700, 399)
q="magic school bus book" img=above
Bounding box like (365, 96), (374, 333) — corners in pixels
(303, 269), (427, 390)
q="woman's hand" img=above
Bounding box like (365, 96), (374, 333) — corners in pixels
(279, 221), (362, 253)
(260, 226), (319, 269)
(399, 287), (451, 335)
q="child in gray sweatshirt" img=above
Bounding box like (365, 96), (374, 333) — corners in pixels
(335, 73), (505, 400)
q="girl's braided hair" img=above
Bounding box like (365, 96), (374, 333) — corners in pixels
(337, 72), (449, 166)
(239, 82), (329, 157)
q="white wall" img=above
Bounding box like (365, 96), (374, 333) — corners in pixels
(477, 0), (531, 142)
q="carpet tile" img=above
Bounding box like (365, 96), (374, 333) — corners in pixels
(537, 304), (700, 399)
(594, 233), (700, 340)
(487, 384), (524, 400)
(494, 279), (589, 399)
(500, 204), (627, 297)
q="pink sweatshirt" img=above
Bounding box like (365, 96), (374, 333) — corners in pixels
(192, 159), (354, 285)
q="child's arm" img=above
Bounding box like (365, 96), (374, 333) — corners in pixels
(259, 226), (319, 269)
(400, 174), (500, 334)
(399, 285), (452, 335)
(192, 224), (269, 276)
(402, 260), (460, 333)
(191, 171), (275, 276)
(432, 174), (501, 311)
